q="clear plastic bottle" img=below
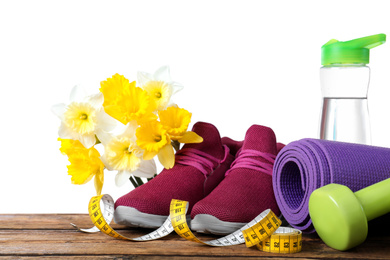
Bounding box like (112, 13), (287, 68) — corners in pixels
(319, 34), (386, 145)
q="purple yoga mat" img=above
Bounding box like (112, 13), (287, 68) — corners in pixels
(273, 138), (390, 233)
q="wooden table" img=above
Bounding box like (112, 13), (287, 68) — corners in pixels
(1, 214), (389, 259)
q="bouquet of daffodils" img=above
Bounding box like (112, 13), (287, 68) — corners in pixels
(52, 67), (202, 195)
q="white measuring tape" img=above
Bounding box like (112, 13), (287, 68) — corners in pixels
(71, 194), (302, 253)
(71, 194), (173, 241)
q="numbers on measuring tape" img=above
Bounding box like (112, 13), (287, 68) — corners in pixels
(71, 194), (302, 254)
(167, 198), (301, 253)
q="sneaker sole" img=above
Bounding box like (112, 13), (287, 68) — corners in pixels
(191, 214), (247, 235)
(114, 206), (167, 229)
(114, 206), (191, 229)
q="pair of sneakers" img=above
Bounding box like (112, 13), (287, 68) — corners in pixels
(114, 122), (283, 235)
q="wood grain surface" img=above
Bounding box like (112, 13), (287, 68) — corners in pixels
(1, 214), (389, 259)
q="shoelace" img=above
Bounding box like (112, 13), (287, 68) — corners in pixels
(175, 145), (230, 177)
(225, 149), (276, 176)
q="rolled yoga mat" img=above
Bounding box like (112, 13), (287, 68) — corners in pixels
(272, 138), (390, 233)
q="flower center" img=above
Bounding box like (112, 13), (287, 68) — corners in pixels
(105, 139), (142, 172)
(155, 92), (162, 99)
(124, 148), (132, 155)
(80, 113), (88, 120)
(154, 135), (162, 142)
(64, 103), (96, 135)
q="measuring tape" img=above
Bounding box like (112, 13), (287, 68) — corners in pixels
(71, 194), (174, 241)
(71, 194), (302, 253)
(170, 199), (302, 253)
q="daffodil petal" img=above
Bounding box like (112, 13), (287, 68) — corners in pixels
(143, 150), (158, 160)
(167, 103), (178, 108)
(100, 153), (114, 171)
(69, 85), (87, 103)
(120, 121), (138, 138)
(154, 66), (171, 82)
(95, 129), (113, 146)
(58, 122), (77, 139)
(178, 131), (203, 144)
(166, 100), (175, 108)
(51, 103), (66, 120)
(133, 159), (157, 178)
(158, 144), (175, 169)
(137, 71), (153, 86)
(79, 134), (97, 149)
(132, 169), (154, 178)
(94, 170), (104, 195)
(88, 92), (104, 110)
(171, 81), (184, 95)
(97, 110), (121, 132)
(115, 171), (131, 187)
(70, 171), (94, 185)
(107, 119), (129, 136)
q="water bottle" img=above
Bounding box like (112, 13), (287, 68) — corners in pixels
(319, 34), (386, 145)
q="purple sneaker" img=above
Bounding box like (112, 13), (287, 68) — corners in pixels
(190, 125), (281, 235)
(114, 122), (241, 228)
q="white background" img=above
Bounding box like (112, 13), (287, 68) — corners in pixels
(1, 0), (390, 213)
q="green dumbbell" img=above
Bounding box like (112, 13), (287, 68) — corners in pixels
(308, 178), (390, 251)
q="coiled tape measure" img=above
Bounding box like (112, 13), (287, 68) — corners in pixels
(71, 194), (302, 254)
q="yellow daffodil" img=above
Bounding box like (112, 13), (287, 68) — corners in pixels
(52, 86), (119, 149)
(100, 74), (156, 125)
(136, 121), (175, 169)
(59, 138), (104, 195)
(137, 66), (183, 111)
(99, 122), (157, 186)
(159, 106), (203, 144)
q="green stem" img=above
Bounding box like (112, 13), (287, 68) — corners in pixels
(172, 140), (181, 152)
(134, 176), (144, 186)
(95, 135), (101, 145)
(147, 174), (157, 182)
(129, 176), (139, 188)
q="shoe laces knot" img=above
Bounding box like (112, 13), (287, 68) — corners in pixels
(175, 145), (230, 177)
(225, 149), (276, 176)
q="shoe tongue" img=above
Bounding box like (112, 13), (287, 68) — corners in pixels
(182, 122), (225, 160)
(242, 125), (277, 155)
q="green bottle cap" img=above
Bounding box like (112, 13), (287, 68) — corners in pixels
(321, 34), (386, 65)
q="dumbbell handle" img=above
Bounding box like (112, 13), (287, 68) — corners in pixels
(355, 177), (390, 221)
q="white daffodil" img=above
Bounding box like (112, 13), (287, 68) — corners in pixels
(51, 85), (119, 149)
(137, 66), (184, 111)
(99, 121), (157, 187)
